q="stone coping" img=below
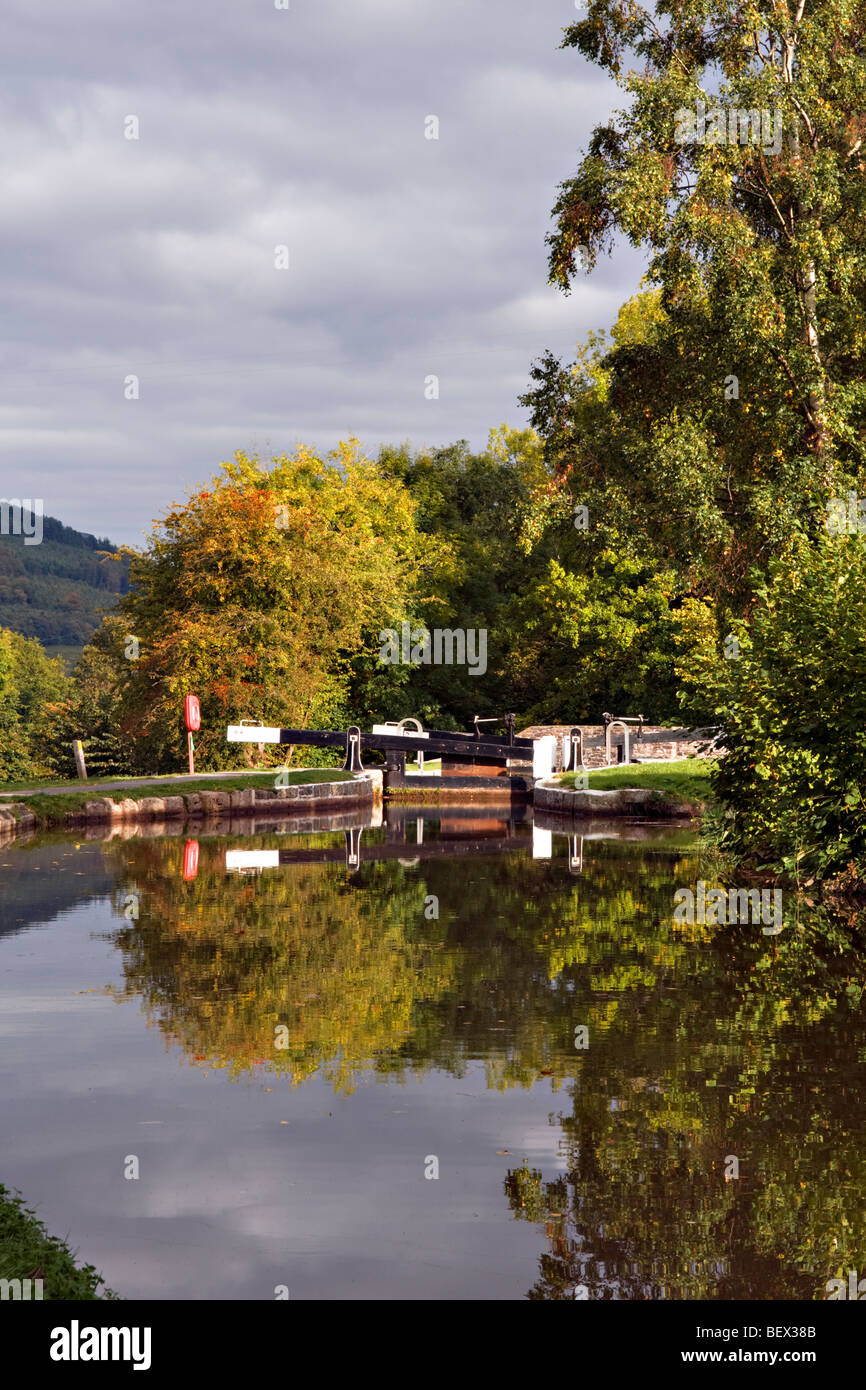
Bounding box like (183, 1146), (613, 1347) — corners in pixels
(0, 773), (380, 836)
(533, 778), (697, 820)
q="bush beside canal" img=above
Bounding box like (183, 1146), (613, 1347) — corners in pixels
(0, 1183), (118, 1300)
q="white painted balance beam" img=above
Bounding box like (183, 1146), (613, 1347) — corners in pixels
(227, 725), (282, 743)
(370, 725), (429, 738)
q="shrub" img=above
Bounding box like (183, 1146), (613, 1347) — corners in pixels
(707, 533), (866, 878)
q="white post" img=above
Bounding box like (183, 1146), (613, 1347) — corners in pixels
(72, 740), (87, 779)
(532, 735), (556, 778)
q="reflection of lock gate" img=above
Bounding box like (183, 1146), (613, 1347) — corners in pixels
(223, 803), (637, 878)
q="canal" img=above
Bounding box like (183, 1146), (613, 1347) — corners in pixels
(1, 807), (864, 1300)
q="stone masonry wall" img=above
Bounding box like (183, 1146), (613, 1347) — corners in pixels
(518, 725), (719, 770)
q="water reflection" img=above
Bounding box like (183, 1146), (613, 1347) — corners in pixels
(2, 805), (865, 1300)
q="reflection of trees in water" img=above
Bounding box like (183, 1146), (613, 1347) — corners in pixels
(505, 904), (866, 1300)
(104, 835), (453, 1094)
(99, 833), (866, 1299)
(101, 835), (701, 1094)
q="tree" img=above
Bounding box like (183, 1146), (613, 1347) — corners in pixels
(87, 444), (428, 772)
(500, 551), (689, 723)
(698, 531), (866, 876)
(523, 0), (866, 605)
(36, 640), (132, 779)
(370, 427), (549, 727)
(0, 627), (69, 780)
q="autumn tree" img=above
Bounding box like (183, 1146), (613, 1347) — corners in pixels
(88, 443), (428, 772)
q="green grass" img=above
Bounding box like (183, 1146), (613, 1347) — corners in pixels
(3, 769), (355, 827)
(0, 769), (353, 794)
(0, 777), (90, 792)
(559, 759), (716, 804)
(0, 1183), (118, 1300)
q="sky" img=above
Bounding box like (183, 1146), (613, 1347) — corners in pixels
(2, 0), (647, 546)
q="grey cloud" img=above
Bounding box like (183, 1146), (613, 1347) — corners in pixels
(2, 0), (644, 543)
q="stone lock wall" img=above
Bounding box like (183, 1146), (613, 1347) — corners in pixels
(518, 725), (717, 770)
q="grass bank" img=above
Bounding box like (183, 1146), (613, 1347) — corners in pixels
(0, 769), (353, 796)
(559, 759), (717, 806)
(0, 1183), (118, 1300)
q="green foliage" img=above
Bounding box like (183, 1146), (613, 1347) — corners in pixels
(507, 1), (866, 876)
(33, 641), (132, 780)
(706, 533), (866, 875)
(369, 427), (547, 728)
(77, 443), (430, 774)
(43, 420), (734, 766)
(503, 552), (690, 722)
(0, 1184), (118, 1300)
(0, 627), (70, 781)
(523, 1), (866, 605)
(370, 426), (699, 726)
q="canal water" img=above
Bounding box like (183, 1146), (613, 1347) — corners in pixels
(1, 807), (864, 1301)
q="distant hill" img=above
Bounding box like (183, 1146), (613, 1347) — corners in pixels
(0, 515), (130, 663)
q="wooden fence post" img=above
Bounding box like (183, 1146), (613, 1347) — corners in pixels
(72, 740), (88, 780)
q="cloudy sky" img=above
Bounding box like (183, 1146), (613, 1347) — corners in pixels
(3, 0), (646, 545)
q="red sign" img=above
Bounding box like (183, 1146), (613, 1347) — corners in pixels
(184, 695), (201, 732)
